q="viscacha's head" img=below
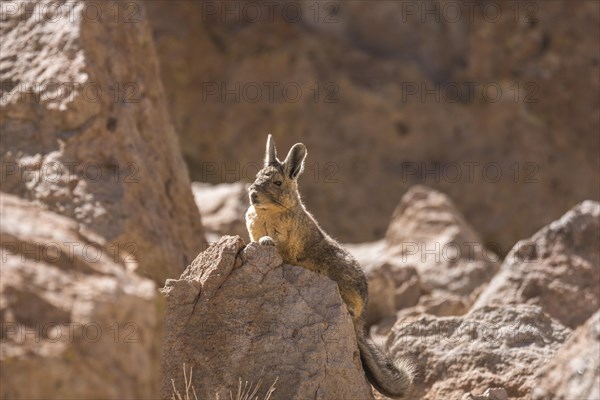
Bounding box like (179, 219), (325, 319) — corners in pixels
(248, 134), (307, 211)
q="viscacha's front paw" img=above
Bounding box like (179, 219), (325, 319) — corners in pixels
(258, 236), (276, 246)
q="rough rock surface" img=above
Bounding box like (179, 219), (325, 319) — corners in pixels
(347, 186), (499, 326)
(191, 182), (249, 242)
(386, 305), (570, 400)
(146, 1), (599, 249)
(386, 186), (500, 297)
(366, 262), (421, 328)
(533, 311), (600, 400)
(474, 201), (600, 329)
(346, 241), (422, 326)
(0, 0), (205, 283)
(462, 388), (509, 400)
(161, 236), (374, 400)
(0, 194), (161, 399)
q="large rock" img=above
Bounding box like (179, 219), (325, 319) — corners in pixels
(533, 311), (600, 400)
(0, 194), (161, 399)
(161, 236), (374, 400)
(473, 201), (600, 329)
(346, 240), (423, 326)
(348, 186), (498, 326)
(0, 0), (206, 283)
(386, 186), (499, 301)
(386, 305), (570, 399)
(146, 1), (599, 250)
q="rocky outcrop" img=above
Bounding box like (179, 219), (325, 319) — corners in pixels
(386, 186), (500, 298)
(0, 194), (161, 399)
(146, 1), (599, 250)
(191, 182), (249, 242)
(346, 240), (423, 326)
(533, 311), (600, 400)
(0, 0), (205, 283)
(473, 201), (600, 329)
(386, 305), (570, 400)
(161, 236), (374, 400)
(371, 201), (600, 399)
(353, 186), (498, 327)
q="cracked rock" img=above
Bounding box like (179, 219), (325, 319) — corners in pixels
(385, 304), (570, 399)
(0, 194), (161, 399)
(161, 236), (374, 400)
(473, 201), (600, 329)
(0, 0), (205, 284)
(533, 311), (600, 399)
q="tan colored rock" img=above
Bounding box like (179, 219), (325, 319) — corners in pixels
(191, 182), (249, 242)
(0, 194), (161, 399)
(366, 262), (422, 327)
(348, 186), (498, 326)
(386, 305), (570, 399)
(161, 236), (374, 400)
(346, 241), (423, 326)
(386, 185), (499, 301)
(0, 0), (205, 284)
(533, 311), (600, 400)
(473, 201), (600, 329)
(463, 387), (509, 400)
(399, 293), (469, 320)
(146, 1), (599, 251)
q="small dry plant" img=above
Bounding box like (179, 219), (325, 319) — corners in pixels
(171, 363), (198, 400)
(171, 363), (278, 400)
(220, 376), (278, 400)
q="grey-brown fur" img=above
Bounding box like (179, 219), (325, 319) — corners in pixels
(245, 135), (414, 398)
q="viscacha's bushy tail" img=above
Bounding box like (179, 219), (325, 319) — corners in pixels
(357, 334), (414, 399)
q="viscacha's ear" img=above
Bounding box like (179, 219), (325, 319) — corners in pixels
(283, 143), (307, 179)
(264, 134), (279, 166)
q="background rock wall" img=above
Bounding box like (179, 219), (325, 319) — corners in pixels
(146, 0), (599, 251)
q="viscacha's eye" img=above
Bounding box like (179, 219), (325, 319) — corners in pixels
(274, 181), (282, 186)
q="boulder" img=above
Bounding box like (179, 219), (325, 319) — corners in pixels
(146, 1), (599, 250)
(0, 0), (205, 284)
(385, 186), (499, 306)
(161, 236), (374, 400)
(366, 262), (422, 327)
(346, 241), (422, 326)
(386, 305), (570, 399)
(0, 194), (161, 399)
(473, 201), (600, 329)
(533, 311), (600, 400)
(191, 182), (250, 242)
(348, 186), (499, 326)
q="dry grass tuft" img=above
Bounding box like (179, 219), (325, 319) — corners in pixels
(171, 363), (198, 400)
(171, 364), (278, 400)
